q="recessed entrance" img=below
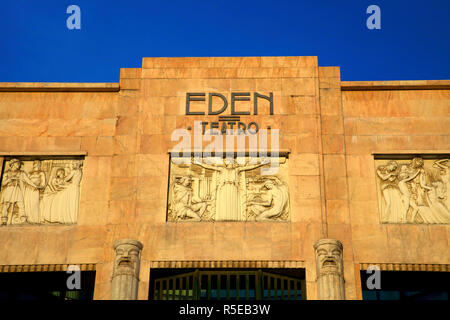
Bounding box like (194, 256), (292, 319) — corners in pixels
(0, 271), (96, 300)
(149, 268), (306, 300)
(360, 270), (449, 300)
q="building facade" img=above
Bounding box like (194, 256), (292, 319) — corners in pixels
(0, 56), (448, 300)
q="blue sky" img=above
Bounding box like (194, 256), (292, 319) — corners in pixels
(1, 0), (449, 82)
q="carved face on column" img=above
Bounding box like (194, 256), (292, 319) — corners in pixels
(314, 239), (343, 275)
(113, 240), (143, 277)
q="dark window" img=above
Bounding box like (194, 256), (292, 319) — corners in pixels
(360, 271), (449, 300)
(0, 271), (96, 300)
(149, 268), (306, 300)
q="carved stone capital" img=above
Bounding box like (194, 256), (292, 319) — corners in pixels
(314, 238), (345, 300)
(111, 239), (143, 300)
(114, 239), (143, 251)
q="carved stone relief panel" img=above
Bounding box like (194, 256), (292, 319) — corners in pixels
(375, 157), (450, 224)
(167, 156), (290, 222)
(0, 157), (83, 226)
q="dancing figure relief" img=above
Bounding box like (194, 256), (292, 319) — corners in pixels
(376, 157), (450, 224)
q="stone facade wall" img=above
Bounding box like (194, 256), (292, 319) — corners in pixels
(341, 88), (450, 298)
(0, 57), (448, 300)
(0, 89), (118, 298)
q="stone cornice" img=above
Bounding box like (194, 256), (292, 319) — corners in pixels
(0, 82), (120, 92)
(341, 80), (450, 91)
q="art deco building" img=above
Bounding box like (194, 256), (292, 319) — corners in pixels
(0, 57), (448, 300)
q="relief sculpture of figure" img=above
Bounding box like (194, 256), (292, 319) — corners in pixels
(408, 157), (428, 209)
(397, 165), (419, 223)
(41, 168), (67, 223)
(23, 160), (47, 224)
(415, 158), (450, 224)
(193, 158), (269, 221)
(407, 157), (442, 223)
(1, 159), (39, 225)
(168, 156), (290, 222)
(376, 157), (450, 224)
(172, 176), (211, 221)
(41, 161), (83, 224)
(248, 179), (289, 221)
(420, 181), (450, 223)
(434, 159), (450, 209)
(376, 161), (403, 222)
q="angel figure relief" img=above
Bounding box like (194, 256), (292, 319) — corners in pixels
(168, 156), (290, 222)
